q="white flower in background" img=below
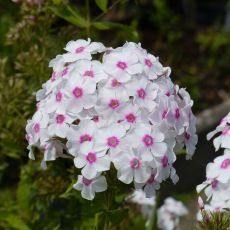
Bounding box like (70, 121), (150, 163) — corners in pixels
(26, 39), (197, 200)
(206, 150), (230, 183)
(73, 174), (107, 200)
(157, 197), (188, 230)
(197, 113), (230, 217)
(128, 192), (187, 230)
(207, 112), (230, 151)
(128, 189), (155, 223)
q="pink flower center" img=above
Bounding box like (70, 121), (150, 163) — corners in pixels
(165, 91), (170, 97)
(62, 67), (68, 77)
(75, 46), (85, 54)
(211, 179), (219, 189)
(111, 79), (121, 88)
(125, 113), (136, 123)
(184, 132), (190, 141)
(137, 88), (146, 99)
(83, 70), (94, 78)
(92, 116), (99, 123)
(86, 152), (97, 164)
(130, 157), (141, 169)
(82, 177), (92, 186)
(72, 87), (83, 98)
(161, 155), (168, 168)
(145, 59), (153, 68)
(107, 136), (119, 148)
(175, 108), (180, 120)
(220, 158), (230, 169)
(80, 134), (92, 143)
(51, 72), (56, 82)
(162, 110), (167, 119)
(142, 134), (154, 147)
(108, 99), (120, 110)
(56, 114), (65, 124)
(147, 174), (156, 184)
(116, 61), (127, 70)
(34, 123), (40, 133)
(222, 126), (230, 136)
(55, 91), (62, 102)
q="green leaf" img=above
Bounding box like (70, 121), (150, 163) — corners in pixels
(93, 21), (132, 30)
(95, 0), (108, 12)
(49, 4), (87, 28)
(107, 208), (129, 225)
(5, 215), (30, 230)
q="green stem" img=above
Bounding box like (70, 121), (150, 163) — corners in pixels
(148, 192), (160, 230)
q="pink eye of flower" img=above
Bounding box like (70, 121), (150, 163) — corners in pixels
(165, 91), (170, 97)
(220, 158), (230, 169)
(142, 134), (154, 147)
(162, 110), (167, 119)
(83, 70), (94, 78)
(80, 134), (92, 143)
(107, 136), (119, 148)
(211, 179), (219, 189)
(111, 79), (121, 88)
(72, 87), (83, 98)
(147, 174), (155, 184)
(175, 108), (180, 119)
(125, 113), (136, 123)
(55, 91), (62, 102)
(92, 116), (99, 123)
(221, 126), (230, 136)
(75, 46), (85, 54)
(86, 152), (97, 164)
(62, 67), (68, 77)
(137, 88), (146, 99)
(130, 157), (141, 169)
(184, 132), (190, 141)
(108, 99), (120, 110)
(56, 114), (65, 124)
(144, 58), (153, 68)
(33, 123), (40, 133)
(116, 61), (127, 70)
(161, 155), (168, 168)
(82, 177), (92, 186)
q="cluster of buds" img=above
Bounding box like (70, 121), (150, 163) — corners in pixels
(197, 112), (230, 216)
(26, 39), (197, 200)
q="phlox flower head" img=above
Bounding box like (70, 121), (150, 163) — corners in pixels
(197, 113), (230, 217)
(26, 39), (197, 200)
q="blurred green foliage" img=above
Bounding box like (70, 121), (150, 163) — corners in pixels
(0, 0), (230, 229)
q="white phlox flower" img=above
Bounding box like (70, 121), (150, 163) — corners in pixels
(26, 39), (197, 200)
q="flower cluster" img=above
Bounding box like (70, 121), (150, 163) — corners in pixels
(157, 197), (188, 230)
(26, 39), (197, 200)
(129, 191), (188, 230)
(197, 112), (230, 216)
